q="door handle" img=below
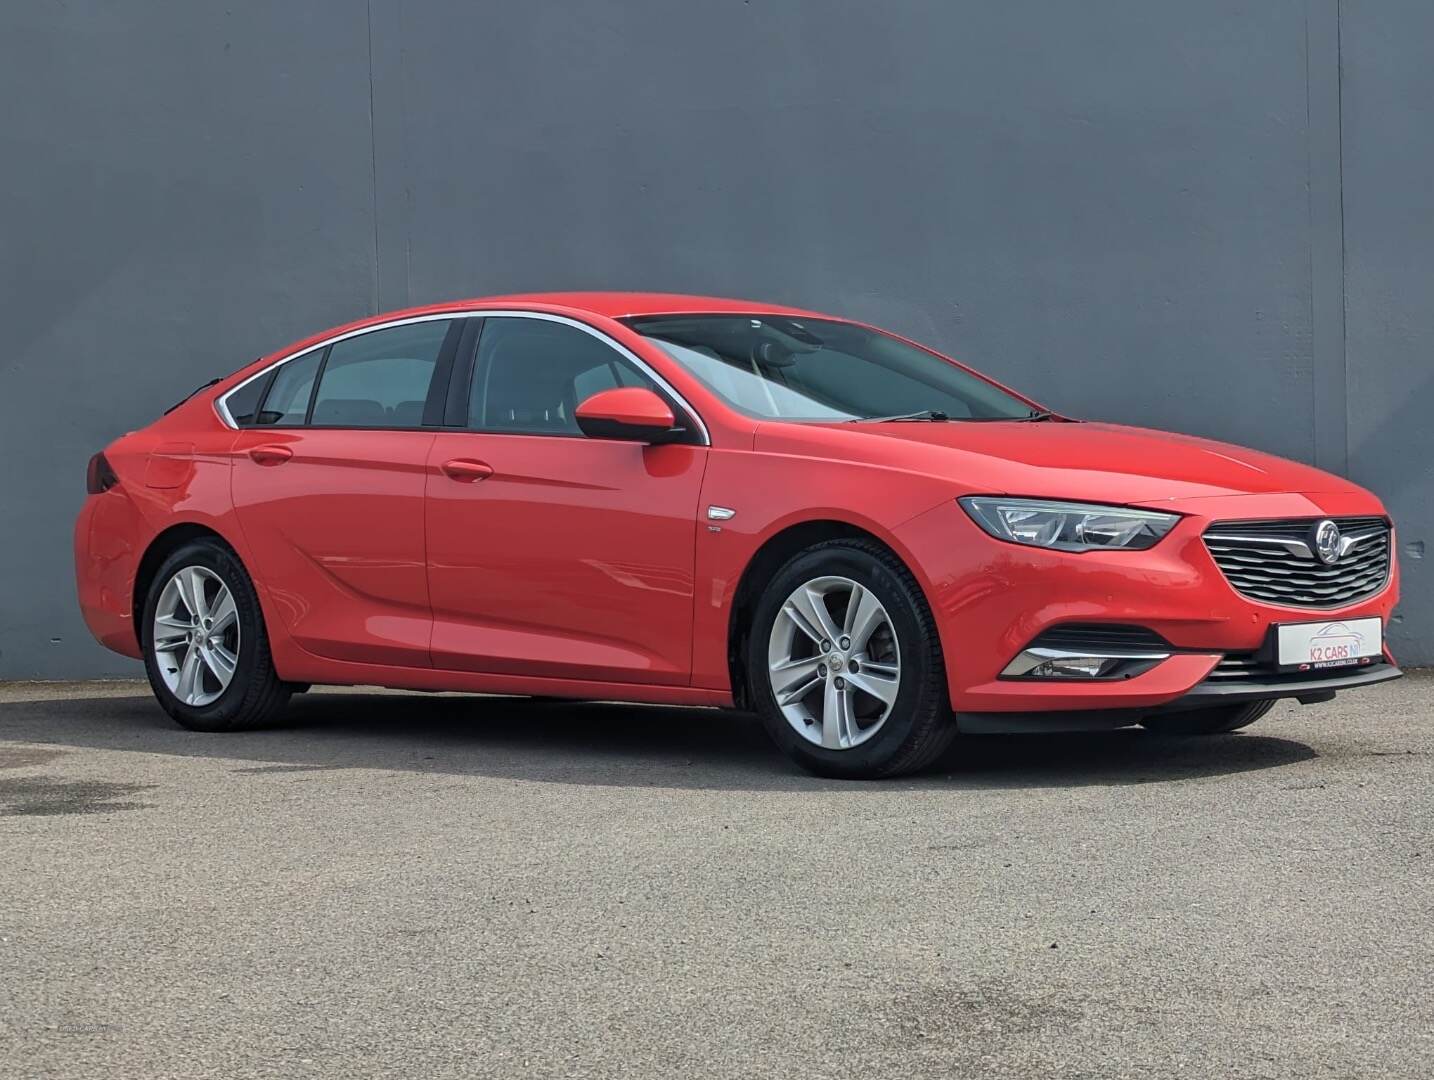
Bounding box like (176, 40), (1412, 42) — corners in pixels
(441, 458), (494, 482)
(247, 445), (293, 466)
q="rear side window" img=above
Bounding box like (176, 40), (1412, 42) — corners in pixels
(309, 320), (451, 428)
(254, 348), (322, 426)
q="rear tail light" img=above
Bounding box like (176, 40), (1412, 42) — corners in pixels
(86, 452), (119, 494)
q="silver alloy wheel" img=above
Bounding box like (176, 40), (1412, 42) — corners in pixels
(151, 566), (240, 707)
(767, 575), (901, 750)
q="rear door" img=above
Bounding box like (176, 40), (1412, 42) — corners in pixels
(229, 316), (463, 666)
(425, 314), (708, 684)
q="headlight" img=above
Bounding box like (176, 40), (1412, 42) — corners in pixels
(959, 497), (1179, 552)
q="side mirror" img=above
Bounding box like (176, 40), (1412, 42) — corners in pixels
(574, 387), (680, 443)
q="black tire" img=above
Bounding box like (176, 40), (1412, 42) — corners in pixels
(746, 539), (956, 779)
(140, 538), (292, 732)
(1140, 700), (1275, 736)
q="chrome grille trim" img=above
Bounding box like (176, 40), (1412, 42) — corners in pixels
(1202, 516), (1392, 608)
(1208, 653), (1263, 679)
(1207, 651), (1390, 685)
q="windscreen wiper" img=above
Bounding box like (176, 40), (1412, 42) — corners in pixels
(850, 408), (1062, 423)
(850, 409), (951, 423)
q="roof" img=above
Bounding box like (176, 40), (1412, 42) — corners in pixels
(466, 291), (833, 320)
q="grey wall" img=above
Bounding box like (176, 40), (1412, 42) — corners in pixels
(1, 0), (1429, 677)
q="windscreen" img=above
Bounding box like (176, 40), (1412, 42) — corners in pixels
(623, 315), (1035, 422)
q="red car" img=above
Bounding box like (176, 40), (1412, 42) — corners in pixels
(75, 293), (1402, 778)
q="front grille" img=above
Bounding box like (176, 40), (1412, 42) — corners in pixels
(1207, 652), (1266, 680)
(1208, 651), (1385, 684)
(1202, 516), (1391, 608)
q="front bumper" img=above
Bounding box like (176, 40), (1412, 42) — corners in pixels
(957, 661), (1403, 733)
(1168, 659), (1403, 708)
(894, 492), (1401, 714)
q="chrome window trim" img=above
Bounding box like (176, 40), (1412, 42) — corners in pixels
(214, 309), (710, 445)
(214, 312), (457, 428)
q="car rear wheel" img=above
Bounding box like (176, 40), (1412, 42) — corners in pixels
(141, 538), (292, 732)
(747, 539), (956, 779)
(1140, 700), (1275, 736)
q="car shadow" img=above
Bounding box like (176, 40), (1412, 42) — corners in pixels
(0, 688), (1320, 793)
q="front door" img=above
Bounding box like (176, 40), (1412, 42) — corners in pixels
(425, 315), (707, 684)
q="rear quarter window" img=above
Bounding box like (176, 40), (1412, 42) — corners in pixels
(223, 374), (269, 426)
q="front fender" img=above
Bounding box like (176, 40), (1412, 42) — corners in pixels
(690, 447), (955, 691)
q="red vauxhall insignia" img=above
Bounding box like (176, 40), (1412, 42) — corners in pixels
(75, 294), (1402, 778)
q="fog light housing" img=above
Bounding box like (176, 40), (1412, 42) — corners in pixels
(1029, 655), (1122, 678)
(1001, 646), (1170, 680)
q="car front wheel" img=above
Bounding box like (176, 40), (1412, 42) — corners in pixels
(141, 538), (292, 732)
(747, 539), (956, 779)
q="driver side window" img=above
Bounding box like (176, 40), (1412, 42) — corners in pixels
(468, 317), (652, 436)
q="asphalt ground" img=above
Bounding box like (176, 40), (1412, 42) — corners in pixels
(1, 675), (1431, 1079)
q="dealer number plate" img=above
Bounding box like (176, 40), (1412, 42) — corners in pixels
(1276, 617), (1382, 670)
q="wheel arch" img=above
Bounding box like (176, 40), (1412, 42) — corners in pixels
(726, 518), (931, 710)
(131, 522), (244, 648)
